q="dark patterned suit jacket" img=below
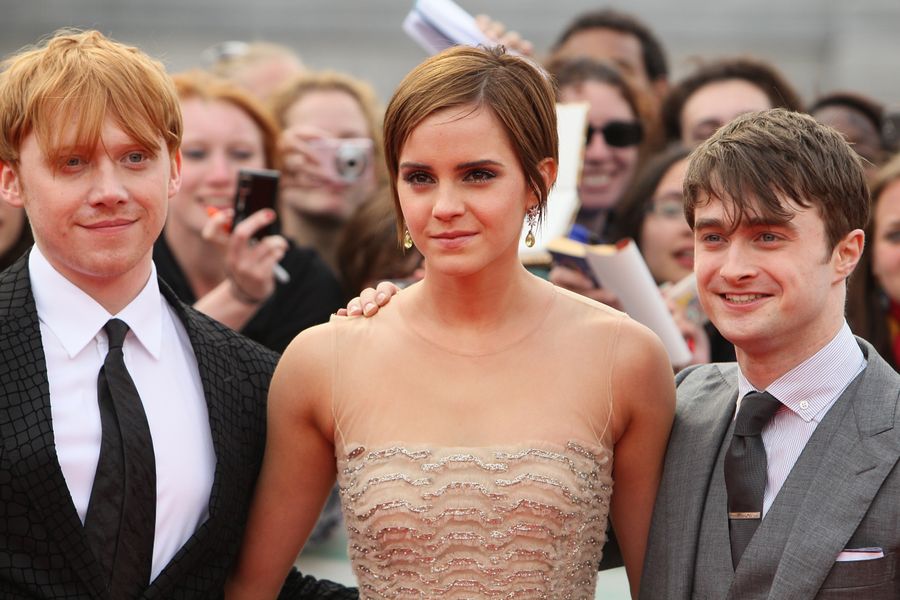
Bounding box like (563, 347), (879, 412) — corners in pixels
(0, 254), (356, 599)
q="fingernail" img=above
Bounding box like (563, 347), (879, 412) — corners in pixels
(205, 206), (220, 217)
(364, 302), (376, 315)
(376, 292), (386, 304)
(348, 304), (361, 316)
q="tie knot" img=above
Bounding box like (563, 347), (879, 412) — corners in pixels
(104, 318), (130, 350)
(734, 391), (781, 436)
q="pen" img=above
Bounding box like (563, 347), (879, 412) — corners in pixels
(273, 263), (291, 284)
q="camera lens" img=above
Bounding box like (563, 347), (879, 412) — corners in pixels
(335, 143), (369, 182)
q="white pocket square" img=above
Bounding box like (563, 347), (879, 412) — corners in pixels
(835, 548), (884, 562)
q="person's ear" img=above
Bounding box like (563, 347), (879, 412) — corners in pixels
(0, 161), (25, 208)
(538, 157), (558, 193)
(167, 149), (182, 198)
(832, 228), (865, 281)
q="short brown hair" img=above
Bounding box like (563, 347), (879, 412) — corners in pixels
(551, 9), (668, 83)
(684, 108), (870, 251)
(662, 57), (802, 143)
(0, 29), (182, 166)
(173, 69), (281, 170)
(383, 45), (558, 235)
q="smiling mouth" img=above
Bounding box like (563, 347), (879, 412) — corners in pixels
(722, 293), (767, 304)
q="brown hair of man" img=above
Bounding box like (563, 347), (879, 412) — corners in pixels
(173, 69), (282, 171)
(684, 108), (870, 253)
(551, 8), (668, 84)
(383, 45), (558, 238)
(662, 57), (803, 143)
(0, 29), (182, 167)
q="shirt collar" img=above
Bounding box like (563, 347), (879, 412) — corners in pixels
(29, 246), (164, 359)
(737, 322), (866, 422)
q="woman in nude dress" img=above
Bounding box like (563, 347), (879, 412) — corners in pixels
(227, 45), (674, 600)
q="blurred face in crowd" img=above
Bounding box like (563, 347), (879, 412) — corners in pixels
(170, 98), (266, 236)
(0, 115), (179, 295)
(812, 105), (885, 173)
(560, 80), (640, 211)
(641, 157), (693, 284)
(873, 180), (900, 302)
(0, 201), (26, 258)
(680, 79), (772, 146)
(280, 89), (375, 221)
(554, 29), (651, 93)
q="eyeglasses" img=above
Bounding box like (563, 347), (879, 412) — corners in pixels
(585, 121), (644, 148)
(646, 194), (685, 220)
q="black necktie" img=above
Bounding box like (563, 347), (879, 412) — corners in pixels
(84, 319), (156, 597)
(724, 390), (781, 568)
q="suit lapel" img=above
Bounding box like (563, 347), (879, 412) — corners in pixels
(644, 364), (738, 599)
(694, 419), (738, 599)
(143, 282), (245, 597)
(762, 345), (900, 599)
(0, 256), (108, 598)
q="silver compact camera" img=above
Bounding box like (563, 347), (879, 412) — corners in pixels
(309, 138), (374, 184)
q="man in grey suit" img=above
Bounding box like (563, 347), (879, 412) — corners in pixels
(641, 108), (900, 599)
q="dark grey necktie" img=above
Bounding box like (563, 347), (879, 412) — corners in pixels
(724, 390), (781, 568)
(84, 319), (156, 598)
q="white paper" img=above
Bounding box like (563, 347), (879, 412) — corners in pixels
(586, 240), (693, 366)
(518, 102), (588, 262)
(402, 0), (491, 55)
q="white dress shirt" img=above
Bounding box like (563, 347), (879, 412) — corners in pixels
(30, 247), (216, 581)
(736, 322), (866, 516)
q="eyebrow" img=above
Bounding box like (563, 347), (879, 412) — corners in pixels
(694, 215), (798, 231)
(398, 159), (504, 171)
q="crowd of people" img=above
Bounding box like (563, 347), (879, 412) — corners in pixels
(0, 5), (898, 600)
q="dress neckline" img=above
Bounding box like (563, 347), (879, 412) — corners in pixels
(393, 279), (559, 358)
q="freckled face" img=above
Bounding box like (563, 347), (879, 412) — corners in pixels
(0, 115), (179, 292)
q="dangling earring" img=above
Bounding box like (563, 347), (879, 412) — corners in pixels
(403, 228), (414, 250)
(524, 208), (538, 248)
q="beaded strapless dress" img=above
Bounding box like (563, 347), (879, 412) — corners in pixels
(328, 284), (625, 599)
(337, 441), (612, 599)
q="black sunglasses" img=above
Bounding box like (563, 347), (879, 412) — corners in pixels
(585, 121), (644, 148)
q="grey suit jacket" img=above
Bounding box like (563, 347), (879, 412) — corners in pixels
(640, 338), (900, 600)
(0, 254), (355, 599)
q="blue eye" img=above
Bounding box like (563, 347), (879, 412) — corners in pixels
(126, 152), (146, 163)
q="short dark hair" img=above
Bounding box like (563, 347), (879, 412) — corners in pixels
(552, 9), (668, 82)
(684, 108), (870, 252)
(662, 57), (803, 143)
(808, 90), (884, 134)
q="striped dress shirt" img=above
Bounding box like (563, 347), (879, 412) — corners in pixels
(736, 322), (866, 516)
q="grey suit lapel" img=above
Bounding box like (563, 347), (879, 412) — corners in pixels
(731, 341), (900, 599)
(0, 255), (108, 598)
(641, 364), (738, 600)
(694, 418), (738, 599)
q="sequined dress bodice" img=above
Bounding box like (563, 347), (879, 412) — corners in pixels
(337, 441), (613, 599)
(328, 283), (625, 599)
